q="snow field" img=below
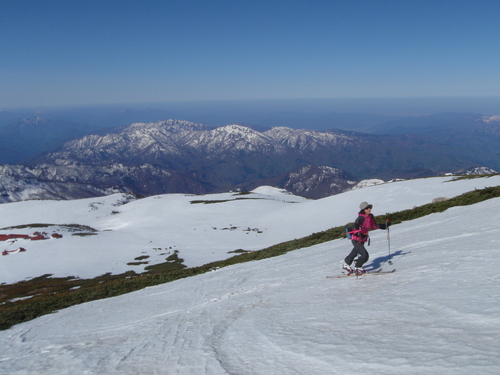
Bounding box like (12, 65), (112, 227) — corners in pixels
(2, 175), (500, 284)
(1, 191), (500, 374)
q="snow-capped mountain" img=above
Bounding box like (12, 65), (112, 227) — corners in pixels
(2, 117), (500, 202)
(37, 118), (500, 174)
(42, 120), (357, 164)
(454, 166), (497, 175)
(4, 120), (368, 200)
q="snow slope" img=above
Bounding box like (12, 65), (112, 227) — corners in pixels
(1, 181), (500, 374)
(2, 176), (500, 284)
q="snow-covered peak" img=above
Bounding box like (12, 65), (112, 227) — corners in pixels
(127, 119), (211, 133)
(250, 186), (307, 203)
(216, 124), (259, 134)
(208, 124), (268, 141)
(189, 124), (276, 153)
(251, 185), (295, 197)
(265, 126), (353, 149)
(350, 179), (385, 190)
(459, 166), (497, 175)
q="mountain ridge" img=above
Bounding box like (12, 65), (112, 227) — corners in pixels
(1, 115), (500, 201)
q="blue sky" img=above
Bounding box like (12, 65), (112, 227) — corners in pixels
(1, 0), (500, 109)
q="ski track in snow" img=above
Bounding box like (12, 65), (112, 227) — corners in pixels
(1, 176), (500, 374)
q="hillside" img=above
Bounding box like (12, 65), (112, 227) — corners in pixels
(2, 175), (500, 284)
(1, 176), (499, 374)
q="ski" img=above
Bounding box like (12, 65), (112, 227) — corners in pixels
(327, 268), (382, 278)
(327, 269), (395, 279)
(364, 268), (396, 276)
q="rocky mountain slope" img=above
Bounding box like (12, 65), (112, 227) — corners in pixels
(1, 116), (500, 201)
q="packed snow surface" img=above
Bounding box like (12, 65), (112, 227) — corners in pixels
(1, 175), (500, 374)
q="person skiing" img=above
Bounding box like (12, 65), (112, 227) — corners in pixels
(342, 201), (390, 274)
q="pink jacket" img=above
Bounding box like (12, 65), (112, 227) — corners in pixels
(351, 213), (380, 242)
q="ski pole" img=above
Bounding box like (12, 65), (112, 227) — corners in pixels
(386, 219), (392, 265)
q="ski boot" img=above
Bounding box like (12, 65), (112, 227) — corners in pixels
(355, 267), (366, 275)
(342, 261), (354, 273)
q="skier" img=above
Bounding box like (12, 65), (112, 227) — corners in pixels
(342, 201), (390, 274)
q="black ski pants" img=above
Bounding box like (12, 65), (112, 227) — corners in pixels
(345, 240), (369, 268)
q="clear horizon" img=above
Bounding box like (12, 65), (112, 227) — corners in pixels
(2, 1), (500, 109)
(2, 96), (500, 119)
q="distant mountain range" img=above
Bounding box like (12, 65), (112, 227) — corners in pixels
(1, 113), (499, 202)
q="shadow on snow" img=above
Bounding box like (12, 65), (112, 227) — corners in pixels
(365, 250), (411, 271)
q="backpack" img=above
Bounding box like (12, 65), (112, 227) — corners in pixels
(345, 226), (355, 239)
